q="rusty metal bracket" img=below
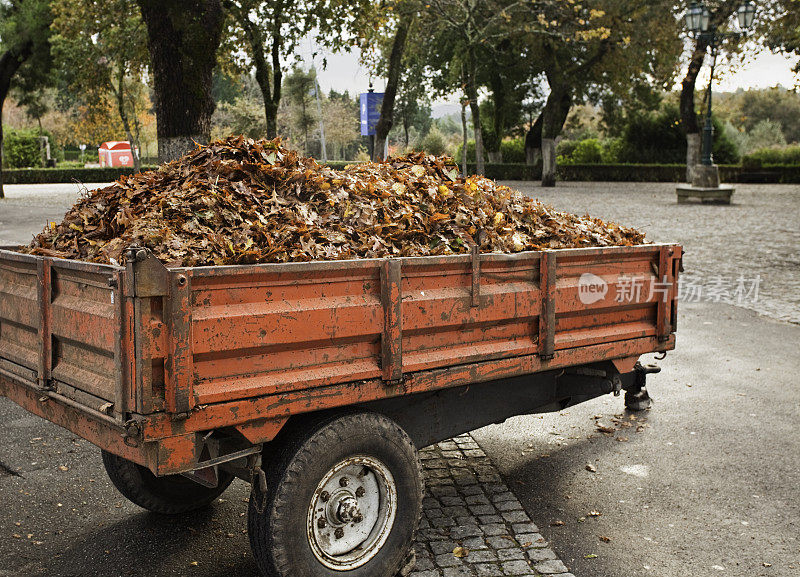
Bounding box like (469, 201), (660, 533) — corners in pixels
(126, 246), (169, 297)
(36, 259), (52, 390)
(470, 245), (481, 308)
(165, 271), (194, 414)
(123, 419), (142, 447)
(656, 246), (672, 342)
(249, 454), (268, 514)
(380, 259), (403, 383)
(538, 251), (557, 361)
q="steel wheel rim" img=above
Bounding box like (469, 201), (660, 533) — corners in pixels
(306, 455), (397, 570)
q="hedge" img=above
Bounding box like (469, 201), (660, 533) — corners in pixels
(464, 163), (800, 184)
(4, 162), (799, 186)
(2, 166), (158, 185)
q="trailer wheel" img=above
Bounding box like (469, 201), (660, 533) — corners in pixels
(101, 450), (234, 514)
(248, 411), (423, 577)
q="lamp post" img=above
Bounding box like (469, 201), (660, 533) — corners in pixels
(684, 1), (756, 167)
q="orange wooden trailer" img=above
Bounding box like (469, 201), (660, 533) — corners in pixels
(0, 243), (681, 576)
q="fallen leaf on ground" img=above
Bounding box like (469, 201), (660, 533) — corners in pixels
(587, 510), (602, 517)
(550, 520), (565, 526)
(599, 536), (612, 542)
(585, 464), (597, 472)
(453, 546), (469, 558)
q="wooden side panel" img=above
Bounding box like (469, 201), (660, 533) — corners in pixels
(552, 247), (667, 351)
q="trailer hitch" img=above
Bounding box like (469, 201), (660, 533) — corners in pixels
(624, 363), (661, 411)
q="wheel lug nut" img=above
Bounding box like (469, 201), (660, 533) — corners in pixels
(320, 491), (330, 502)
(334, 527), (344, 539)
(339, 477), (348, 487)
(355, 486), (365, 498)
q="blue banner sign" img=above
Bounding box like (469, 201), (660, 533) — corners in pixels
(360, 92), (384, 136)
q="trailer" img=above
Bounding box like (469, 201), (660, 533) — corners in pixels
(0, 243), (681, 577)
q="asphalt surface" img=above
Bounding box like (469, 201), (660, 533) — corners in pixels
(0, 183), (110, 247)
(1, 181), (799, 577)
(472, 180), (800, 577)
(473, 301), (800, 577)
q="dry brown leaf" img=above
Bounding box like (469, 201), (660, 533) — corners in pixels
(20, 137), (647, 267)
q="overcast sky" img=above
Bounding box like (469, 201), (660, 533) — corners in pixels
(296, 43), (799, 112)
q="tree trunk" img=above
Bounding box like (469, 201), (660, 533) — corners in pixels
(465, 49), (484, 175)
(137, 0), (224, 162)
(541, 88), (571, 187)
(0, 109), (5, 199)
(680, 40), (707, 182)
(238, 5), (282, 140)
(484, 72), (504, 164)
(525, 113), (543, 167)
(0, 40), (35, 199)
(541, 138), (557, 187)
(114, 74), (142, 173)
(373, 12), (414, 161)
(460, 99), (468, 176)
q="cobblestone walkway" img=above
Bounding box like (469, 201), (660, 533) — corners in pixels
(411, 436), (573, 577)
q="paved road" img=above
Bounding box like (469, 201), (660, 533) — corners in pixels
(475, 180), (800, 577)
(0, 183), (110, 247)
(474, 302), (799, 577)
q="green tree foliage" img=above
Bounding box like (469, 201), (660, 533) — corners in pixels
(719, 88), (800, 143)
(525, 0), (682, 185)
(284, 67), (318, 153)
(3, 126), (42, 167)
(221, 0), (352, 138)
(322, 93), (359, 160)
(0, 0), (53, 197)
(762, 0), (800, 74)
(742, 144), (800, 167)
(614, 104), (738, 164)
(417, 125), (448, 155)
(51, 0), (149, 171)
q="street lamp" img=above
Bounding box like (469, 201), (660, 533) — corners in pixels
(737, 1), (757, 30)
(684, 1), (756, 167)
(685, 2), (709, 34)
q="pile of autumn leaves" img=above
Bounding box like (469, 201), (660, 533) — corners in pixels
(23, 136), (645, 266)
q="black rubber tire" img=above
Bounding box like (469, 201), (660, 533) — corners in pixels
(101, 450), (234, 514)
(248, 411), (424, 577)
